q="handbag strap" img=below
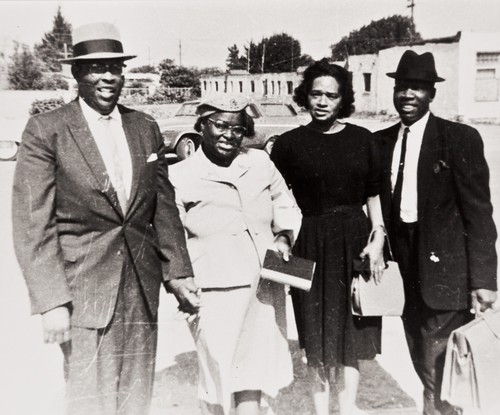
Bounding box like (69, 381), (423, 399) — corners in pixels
(368, 225), (395, 262)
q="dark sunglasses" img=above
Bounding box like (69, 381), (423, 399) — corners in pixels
(81, 63), (126, 75)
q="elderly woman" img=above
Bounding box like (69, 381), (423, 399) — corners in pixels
(270, 59), (386, 415)
(169, 97), (302, 415)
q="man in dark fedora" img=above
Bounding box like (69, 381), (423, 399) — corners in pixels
(12, 22), (200, 415)
(377, 50), (497, 414)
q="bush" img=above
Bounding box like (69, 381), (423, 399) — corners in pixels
(29, 97), (65, 115)
(34, 73), (69, 90)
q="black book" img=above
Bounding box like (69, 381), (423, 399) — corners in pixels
(261, 249), (316, 291)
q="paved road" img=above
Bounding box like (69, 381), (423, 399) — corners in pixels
(1, 120), (499, 415)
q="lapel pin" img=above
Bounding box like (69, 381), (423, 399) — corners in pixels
(430, 252), (440, 262)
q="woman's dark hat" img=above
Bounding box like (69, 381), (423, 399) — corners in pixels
(60, 22), (137, 63)
(387, 50), (444, 82)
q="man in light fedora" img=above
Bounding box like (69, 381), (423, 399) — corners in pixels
(377, 50), (497, 414)
(12, 22), (200, 415)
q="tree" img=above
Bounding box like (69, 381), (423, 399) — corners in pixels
(198, 67), (225, 77)
(226, 44), (247, 71)
(158, 59), (199, 88)
(235, 33), (311, 74)
(330, 15), (422, 60)
(34, 6), (72, 72)
(129, 64), (158, 74)
(8, 42), (45, 90)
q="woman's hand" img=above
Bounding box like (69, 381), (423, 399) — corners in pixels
(273, 234), (292, 262)
(360, 227), (385, 283)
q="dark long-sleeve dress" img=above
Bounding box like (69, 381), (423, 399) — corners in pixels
(270, 123), (382, 368)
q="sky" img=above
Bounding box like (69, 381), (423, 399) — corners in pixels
(0, 0), (499, 70)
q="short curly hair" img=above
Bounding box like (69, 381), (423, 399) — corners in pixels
(294, 58), (355, 118)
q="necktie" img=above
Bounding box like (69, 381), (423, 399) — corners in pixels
(100, 116), (128, 214)
(392, 127), (410, 224)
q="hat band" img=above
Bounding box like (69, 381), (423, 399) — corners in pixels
(73, 39), (124, 58)
(396, 68), (438, 81)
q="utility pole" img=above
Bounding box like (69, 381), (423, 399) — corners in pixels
(261, 42), (265, 73)
(407, 0), (415, 25)
(179, 40), (182, 67)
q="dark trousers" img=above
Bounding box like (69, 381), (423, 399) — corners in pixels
(392, 222), (472, 415)
(60, 258), (158, 415)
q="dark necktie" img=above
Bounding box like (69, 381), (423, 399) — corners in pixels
(392, 127), (410, 224)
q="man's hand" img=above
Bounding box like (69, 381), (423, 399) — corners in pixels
(471, 288), (497, 316)
(273, 234), (292, 262)
(166, 277), (201, 315)
(41, 305), (71, 344)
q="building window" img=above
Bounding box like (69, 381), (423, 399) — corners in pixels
(263, 80), (268, 96)
(271, 81), (275, 95)
(224, 81), (227, 93)
(277, 81), (281, 95)
(215, 81), (218, 92)
(251, 81), (255, 93)
(230, 81), (234, 92)
(475, 68), (499, 102)
(477, 52), (500, 65)
(287, 81), (293, 95)
(239, 81), (243, 93)
(363, 73), (371, 92)
(203, 81), (207, 91)
(475, 52), (500, 102)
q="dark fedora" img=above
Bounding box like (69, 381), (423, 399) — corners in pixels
(60, 22), (136, 64)
(387, 50), (445, 82)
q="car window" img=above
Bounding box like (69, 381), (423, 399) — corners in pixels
(176, 103), (199, 116)
(259, 103), (297, 117)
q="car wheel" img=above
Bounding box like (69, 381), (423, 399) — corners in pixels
(264, 136), (277, 155)
(0, 141), (19, 161)
(175, 136), (197, 160)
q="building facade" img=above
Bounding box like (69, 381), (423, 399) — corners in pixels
(200, 31), (500, 122)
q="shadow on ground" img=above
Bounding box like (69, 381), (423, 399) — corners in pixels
(152, 340), (415, 414)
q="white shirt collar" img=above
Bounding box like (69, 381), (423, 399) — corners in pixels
(400, 111), (430, 137)
(79, 97), (122, 125)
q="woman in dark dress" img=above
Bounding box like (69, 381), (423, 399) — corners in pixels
(270, 59), (386, 415)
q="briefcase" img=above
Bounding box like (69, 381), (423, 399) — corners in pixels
(351, 229), (405, 317)
(441, 308), (500, 412)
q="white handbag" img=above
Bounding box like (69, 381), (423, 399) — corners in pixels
(351, 228), (405, 317)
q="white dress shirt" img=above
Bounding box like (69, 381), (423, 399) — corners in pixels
(391, 111), (430, 223)
(79, 99), (133, 199)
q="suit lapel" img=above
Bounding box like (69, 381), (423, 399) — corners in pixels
(417, 114), (441, 215)
(66, 101), (123, 218)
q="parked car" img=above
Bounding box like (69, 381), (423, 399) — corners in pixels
(156, 99), (304, 160)
(0, 119), (26, 161)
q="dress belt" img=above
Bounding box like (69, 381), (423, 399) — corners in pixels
(301, 204), (363, 218)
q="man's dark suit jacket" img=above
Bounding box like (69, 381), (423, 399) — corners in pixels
(12, 100), (193, 328)
(377, 113), (497, 310)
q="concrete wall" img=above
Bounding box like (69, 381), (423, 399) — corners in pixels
(458, 31), (500, 120)
(347, 55), (378, 113)
(200, 71), (302, 101)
